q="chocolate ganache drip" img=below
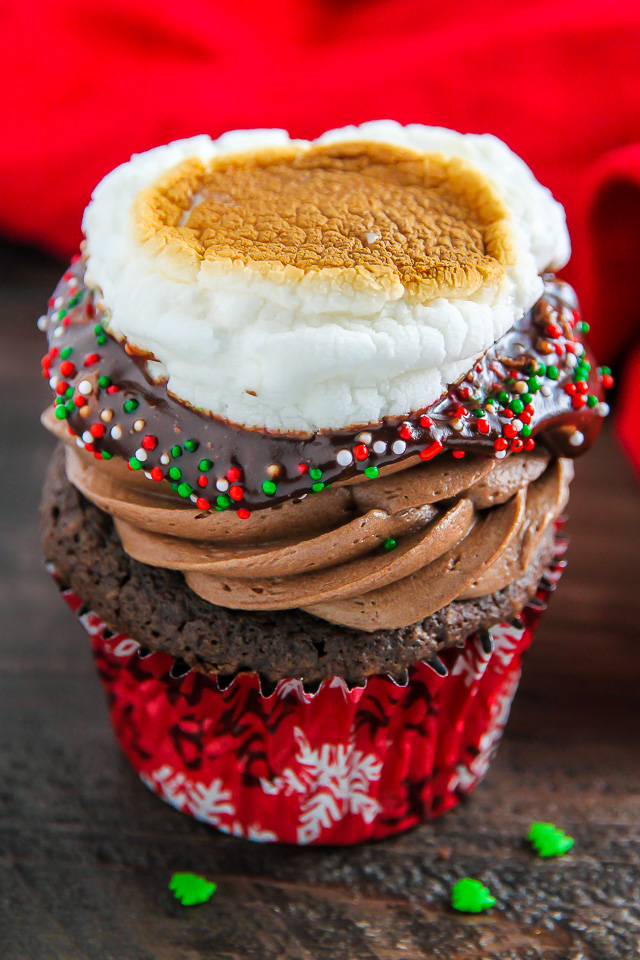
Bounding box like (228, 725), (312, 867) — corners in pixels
(40, 256), (611, 519)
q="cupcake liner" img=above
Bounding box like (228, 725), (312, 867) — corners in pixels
(47, 533), (566, 845)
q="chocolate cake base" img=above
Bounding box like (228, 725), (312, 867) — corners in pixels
(41, 446), (556, 686)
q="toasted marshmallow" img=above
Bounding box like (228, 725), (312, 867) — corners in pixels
(83, 122), (569, 432)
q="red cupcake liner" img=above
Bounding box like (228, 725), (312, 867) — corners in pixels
(47, 534), (566, 845)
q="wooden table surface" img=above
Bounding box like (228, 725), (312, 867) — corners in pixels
(1, 240), (639, 960)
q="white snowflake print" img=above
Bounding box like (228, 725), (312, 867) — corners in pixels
(227, 821), (279, 842)
(260, 727), (383, 844)
(141, 765), (235, 827)
(487, 621), (526, 673)
(448, 669), (521, 793)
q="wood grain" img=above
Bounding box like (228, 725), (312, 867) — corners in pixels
(0, 240), (639, 959)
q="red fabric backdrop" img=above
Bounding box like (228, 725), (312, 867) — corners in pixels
(2, 0), (640, 471)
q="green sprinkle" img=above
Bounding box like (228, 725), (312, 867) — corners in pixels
(54, 406), (68, 420)
(451, 878), (496, 914)
(178, 483), (192, 498)
(68, 294), (81, 307)
(309, 467), (323, 480)
(97, 335), (107, 345)
(521, 424), (532, 437)
(123, 398), (139, 413)
(472, 408), (485, 418)
(184, 439), (199, 452)
(94, 323), (103, 335)
(599, 365), (611, 376)
(54, 396), (65, 406)
(497, 391), (510, 405)
(311, 482), (325, 493)
(168, 467), (182, 480)
(65, 387), (74, 399)
(527, 376), (542, 393)
(198, 459), (213, 472)
(528, 822), (574, 858)
(129, 456), (142, 470)
(262, 479), (277, 496)
(170, 482), (178, 492)
(547, 365), (559, 380)
(364, 465), (379, 479)
(509, 398), (524, 414)
(101, 450), (112, 460)
(98, 375), (112, 388)
(171, 444), (182, 458)
(521, 392), (532, 405)
(58, 309), (67, 321)
(587, 395), (598, 407)
(577, 321), (590, 333)
(383, 538), (397, 551)
(216, 494), (231, 509)
(65, 400), (75, 413)
(60, 346), (73, 359)
(169, 872), (217, 907)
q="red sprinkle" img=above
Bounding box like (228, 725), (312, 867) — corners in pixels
(494, 438), (508, 451)
(196, 498), (210, 512)
(564, 383), (577, 396)
(602, 373), (614, 390)
(142, 435), (158, 451)
(571, 309), (580, 327)
(546, 323), (562, 339)
(227, 467), (242, 482)
(298, 463), (309, 474)
(503, 423), (517, 439)
(399, 423), (414, 440)
(510, 438), (524, 452)
(572, 395), (587, 409)
(84, 352), (100, 366)
(150, 467), (164, 481)
(197, 476), (208, 488)
(524, 404), (534, 415)
(106, 385), (119, 394)
(477, 419), (490, 434)
(89, 423), (104, 438)
(419, 440), (443, 461)
(353, 444), (369, 461)
(502, 409), (514, 419)
(452, 450), (466, 459)
(237, 508), (251, 520)
(453, 405), (468, 418)
(55, 381), (69, 395)
(84, 442), (95, 453)
(59, 360), (75, 377)
(41, 354), (51, 368)
(520, 411), (532, 424)
(419, 415), (434, 428)
(229, 484), (244, 501)
(73, 395), (86, 408)
(524, 438), (536, 451)
(565, 342), (575, 354)
(575, 380), (589, 394)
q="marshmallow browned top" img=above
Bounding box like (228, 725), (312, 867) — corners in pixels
(83, 123), (570, 432)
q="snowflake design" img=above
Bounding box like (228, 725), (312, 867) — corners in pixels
(488, 621), (526, 673)
(260, 727), (382, 844)
(227, 821), (279, 842)
(141, 765), (235, 827)
(448, 669), (521, 793)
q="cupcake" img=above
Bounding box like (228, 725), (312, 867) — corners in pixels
(39, 123), (609, 844)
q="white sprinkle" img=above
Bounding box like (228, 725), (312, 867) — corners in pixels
(48, 376), (58, 389)
(216, 478), (229, 492)
(67, 277), (79, 290)
(574, 342), (585, 356)
(53, 326), (64, 339)
(54, 296), (63, 309)
(135, 448), (148, 462)
(190, 494), (199, 504)
(364, 232), (380, 244)
(76, 437), (84, 449)
(373, 440), (387, 454)
(144, 471), (152, 480)
(336, 449), (353, 466)
(569, 430), (584, 447)
(357, 432), (372, 444)
(451, 418), (463, 431)
(110, 425), (123, 440)
(495, 449), (507, 459)
(392, 439), (406, 455)
(37, 315), (48, 331)
(133, 419), (145, 431)
(160, 453), (170, 465)
(566, 354), (577, 368)
(540, 385), (552, 397)
(77, 379), (92, 395)
(82, 431), (93, 444)
(512, 418), (523, 431)
(100, 409), (113, 422)
(596, 402), (610, 417)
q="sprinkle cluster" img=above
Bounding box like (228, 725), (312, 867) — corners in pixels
(40, 259), (612, 520)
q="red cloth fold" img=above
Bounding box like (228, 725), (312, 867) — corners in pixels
(2, 0), (640, 470)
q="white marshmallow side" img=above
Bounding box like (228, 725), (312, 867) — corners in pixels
(83, 123), (570, 432)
